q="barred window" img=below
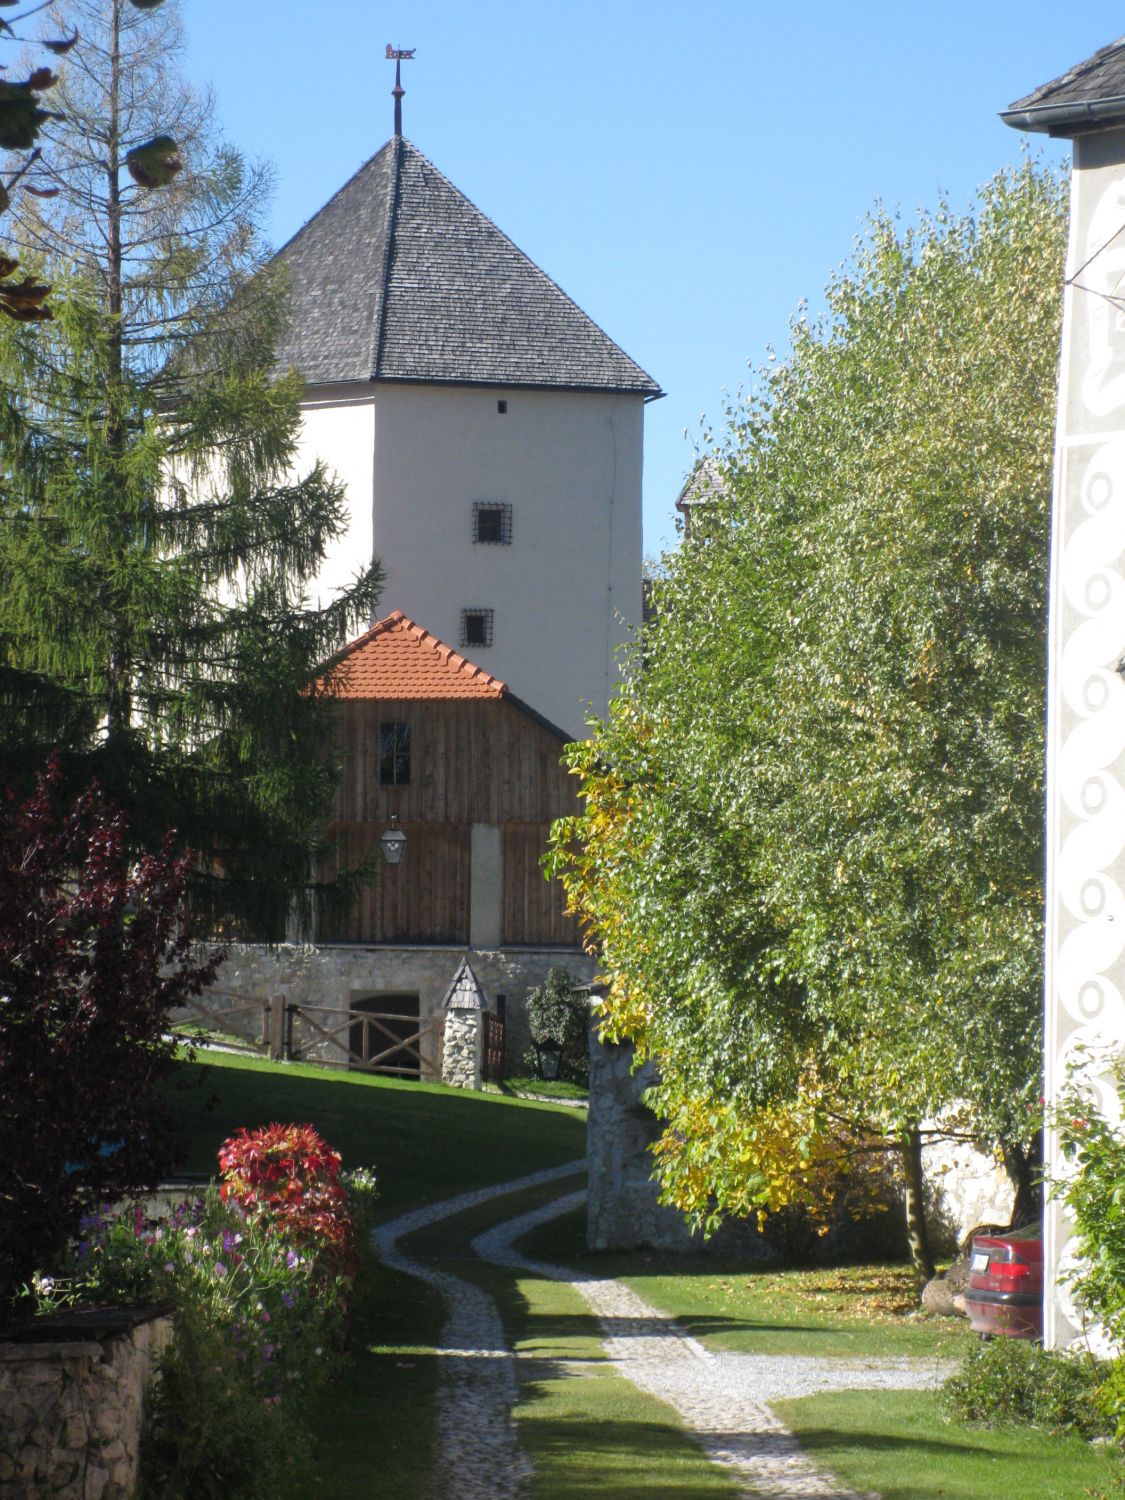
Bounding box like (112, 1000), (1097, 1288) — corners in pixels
(379, 721), (411, 785)
(472, 502), (512, 545)
(460, 609), (494, 649)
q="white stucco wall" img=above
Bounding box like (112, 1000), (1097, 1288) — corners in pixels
(292, 385), (376, 608)
(1044, 125), (1125, 1349)
(370, 384), (643, 737)
(293, 379), (644, 737)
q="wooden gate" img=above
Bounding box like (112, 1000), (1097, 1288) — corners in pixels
(285, 1001), (442, 1079)
(482, 1012), (505, 1082)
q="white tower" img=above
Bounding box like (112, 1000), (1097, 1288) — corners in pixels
(271, 125), (661, 737)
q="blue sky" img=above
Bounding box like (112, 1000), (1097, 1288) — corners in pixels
(183, 3), (1122, 553)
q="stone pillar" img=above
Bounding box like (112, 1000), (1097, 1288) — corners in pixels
(440, 956), (486, 1090)
(585, 1003), (695, 1251)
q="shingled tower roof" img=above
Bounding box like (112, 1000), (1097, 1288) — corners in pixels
(273, 136), (662, 396)
(1003, 35), (1125, 135)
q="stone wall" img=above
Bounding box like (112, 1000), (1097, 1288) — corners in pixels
(0, 1307), (172, 1499)
(207, 943), (597, 1078)
(920, 1135), (1016, 1251)
(586, 1028), (697, 1251)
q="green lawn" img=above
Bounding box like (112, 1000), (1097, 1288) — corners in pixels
(516, 1206), (972, 1360)
(163, 1049), (586, 1219)
(404, 1178), (741, 1499)
(163, 1053), (1122, 1499)
(773, 1388), (1123, 1500)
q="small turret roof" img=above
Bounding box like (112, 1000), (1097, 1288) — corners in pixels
(273, 136), (662, 396)
(442, 957), (485, 1012)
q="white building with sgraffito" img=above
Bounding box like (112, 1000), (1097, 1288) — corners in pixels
(1004, 36), (1125, 1350)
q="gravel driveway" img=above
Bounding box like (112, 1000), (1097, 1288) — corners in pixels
(375, 1168), (954, 1499)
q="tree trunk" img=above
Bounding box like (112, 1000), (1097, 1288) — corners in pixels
(1002, 1132), (1042, 1230)
(901, 1125), (935, 1287)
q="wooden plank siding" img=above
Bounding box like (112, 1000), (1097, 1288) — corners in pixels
(501, 822), (581, 946)
(320, 697), (582, 946)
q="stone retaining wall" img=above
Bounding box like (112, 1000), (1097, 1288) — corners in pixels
(207, 943), (597, 1078)
(0, 1307), (172, 1500)
(586, 1020), (1016, 1258)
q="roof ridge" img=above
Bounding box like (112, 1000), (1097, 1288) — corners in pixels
(379, 139), (660, 393)
(369, 135), (404, 381)
(374, 609), (509, 694)
(272, 138), (396, 264)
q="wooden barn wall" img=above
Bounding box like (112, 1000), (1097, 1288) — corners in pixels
(331, 699), (579, 825)
(501, 822), (581, 946)
(325, 823), (470, 944)
(321, 698), (581, 946)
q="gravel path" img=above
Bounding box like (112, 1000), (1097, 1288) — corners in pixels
(371, 1161), (584, 1500)
(474, 1189), (955, 1500)
(374, 1168), (954, 1500)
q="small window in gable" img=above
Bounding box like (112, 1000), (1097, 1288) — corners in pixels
(461, 608), (494, 649)
(472, 502), (512, 545)
(379, 721), (411, 785)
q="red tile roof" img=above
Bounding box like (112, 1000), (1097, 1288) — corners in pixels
(319, 610), (508, 701)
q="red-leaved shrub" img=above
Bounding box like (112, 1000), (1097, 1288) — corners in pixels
(0, 758), (222, 1305)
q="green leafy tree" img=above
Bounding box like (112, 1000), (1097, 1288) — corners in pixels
(0, 0), (382, 935)
(550, 161), (1065, 1280)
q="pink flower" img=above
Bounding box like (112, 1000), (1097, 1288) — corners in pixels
(260, 1310), (270, 1324)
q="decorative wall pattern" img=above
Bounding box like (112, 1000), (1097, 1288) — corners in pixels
(1045, 141), (1125, 1348)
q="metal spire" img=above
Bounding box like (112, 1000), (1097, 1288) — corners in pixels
(386, 44), (416, 136)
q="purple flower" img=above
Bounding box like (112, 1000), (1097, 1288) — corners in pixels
(280, 1290), (295, 1310)
(285, 1249), (298, 1270)
(214, 1261), (227, 1278)
(163, 1262), (174, 1274)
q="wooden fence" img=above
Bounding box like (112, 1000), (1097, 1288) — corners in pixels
(177, 991), (506, 1083)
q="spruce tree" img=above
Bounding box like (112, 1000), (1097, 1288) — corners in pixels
(0, 0), (382, 936)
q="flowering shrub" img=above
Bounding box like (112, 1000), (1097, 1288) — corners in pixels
(219, 1123), (355, 1276)
(24, 1131), (378, 1499)
(34, 1188), (343, 1400)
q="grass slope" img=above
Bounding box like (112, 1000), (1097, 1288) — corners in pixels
(163, 1050), (586, 1219)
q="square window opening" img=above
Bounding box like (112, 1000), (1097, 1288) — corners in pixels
(472, 502), (512, 545)
(379, 720), (411, 786)
(461, 609), (494, 649)
(497, 399), (508, 414)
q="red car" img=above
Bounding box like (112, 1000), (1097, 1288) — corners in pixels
(962, 1223), (1044, 1339)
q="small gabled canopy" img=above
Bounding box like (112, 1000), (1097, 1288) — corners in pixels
(442, 957), (485, 1012)
(273, 135), (662, 397)
(1003, 35), (1125, 136)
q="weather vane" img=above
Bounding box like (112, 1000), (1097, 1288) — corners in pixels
(386, 45), (416, 137)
